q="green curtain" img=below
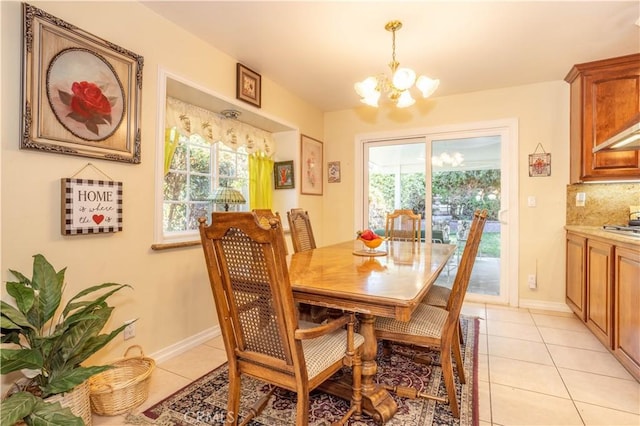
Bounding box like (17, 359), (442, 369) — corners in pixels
(249, 152), (274, 209)
(164, 127), (179, 176)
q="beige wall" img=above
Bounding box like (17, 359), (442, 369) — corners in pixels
(323, 81), (571, 308)
(0, 0), (323, 385)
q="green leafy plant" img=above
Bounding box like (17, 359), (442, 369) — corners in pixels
(1, 254), (132, 424)
(1, 392), (83, 425)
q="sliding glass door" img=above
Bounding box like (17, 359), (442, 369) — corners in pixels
(361, 123), (515, 304)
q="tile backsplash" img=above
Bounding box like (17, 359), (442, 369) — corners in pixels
(566, 183), (640, 226)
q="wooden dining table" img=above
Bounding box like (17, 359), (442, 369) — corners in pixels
(288, 239), (456, 424)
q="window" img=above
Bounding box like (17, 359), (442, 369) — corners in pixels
(163, 131), (248, 238)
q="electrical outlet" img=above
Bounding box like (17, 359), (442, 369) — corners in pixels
(528, 274), (537, 289)
(123, 320), (136, 340)
(576, 192), (586, 207)
(527, 196), (536, 207)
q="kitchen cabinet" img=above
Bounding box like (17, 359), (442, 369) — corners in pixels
(586, 239), (613, 346)
(565, 54), (640, 183)
(566, 233), (586, 321)
(566, 229), (640, 381)
(613, 246), (640, 381)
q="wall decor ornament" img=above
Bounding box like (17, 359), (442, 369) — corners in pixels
(61, 178), (123, 235)
(328, 161), (341, 183)
(236, 63), (261, 108)
(300, 135), (323, 195)
(274, 160), (294, 189)
(21, 3), (143, 164)
(528, 143), (551, 177)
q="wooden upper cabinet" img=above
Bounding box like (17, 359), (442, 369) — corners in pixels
(565, 54), (640, 183)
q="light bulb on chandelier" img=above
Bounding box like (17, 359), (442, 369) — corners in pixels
(354, 20), (439, 108)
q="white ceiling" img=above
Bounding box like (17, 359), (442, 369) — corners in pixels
(143, 1), (639, 112)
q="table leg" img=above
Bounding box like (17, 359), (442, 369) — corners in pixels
(319, 314), (397, 424)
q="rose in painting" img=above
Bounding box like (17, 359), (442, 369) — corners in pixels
(58, 81), (115, 136)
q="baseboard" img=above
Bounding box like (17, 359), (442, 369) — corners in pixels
(518, 298), (573, 313)
(149, 325), (221, 364)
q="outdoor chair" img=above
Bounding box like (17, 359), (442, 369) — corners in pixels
(385, 209), (421, 243)
(199, 212), (363, 426)
(374, 209), (487, 418)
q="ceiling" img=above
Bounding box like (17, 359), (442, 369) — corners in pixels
(143, 1), (639, 112)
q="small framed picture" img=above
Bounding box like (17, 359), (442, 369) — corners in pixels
(236, 63), (261, 108)
(61, 178), (123, 235)
(300, 135), (323, 196)
(328, 161), (341, 183)
(274, 160), (294, 189)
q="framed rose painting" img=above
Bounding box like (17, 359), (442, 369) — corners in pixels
(21, 4), (143, 164)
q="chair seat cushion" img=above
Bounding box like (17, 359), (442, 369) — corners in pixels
(374, 304), (448, 339)
(422, 284), (451, 308)
(299, 320), (365, 379)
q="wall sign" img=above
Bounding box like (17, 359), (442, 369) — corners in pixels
(61, 178), (123, 235)
(528, 143), (551, 177)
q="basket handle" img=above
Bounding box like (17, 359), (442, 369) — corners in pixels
(123, 344), (145, 358)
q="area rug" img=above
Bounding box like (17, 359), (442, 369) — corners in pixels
(131, 316), (479, 425)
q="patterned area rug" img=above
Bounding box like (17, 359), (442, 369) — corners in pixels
(131, 316), (479, 425)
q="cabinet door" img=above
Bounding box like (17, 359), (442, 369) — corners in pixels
(613, 246), (640, 381)
(586, 239), (614, 347)
(566, 232), (587, 320)
(567, 54), (640, 183)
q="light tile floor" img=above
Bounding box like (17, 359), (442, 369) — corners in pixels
(93, 303), (640, 425)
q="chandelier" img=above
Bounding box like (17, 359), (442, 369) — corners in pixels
(354, 20), (440, 108)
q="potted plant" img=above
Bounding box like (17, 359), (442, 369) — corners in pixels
(1, 254), (132, 425)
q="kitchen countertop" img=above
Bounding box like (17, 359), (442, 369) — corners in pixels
(565, 225), (640, 247)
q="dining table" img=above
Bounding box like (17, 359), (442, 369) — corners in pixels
(288, 239), (456, 424)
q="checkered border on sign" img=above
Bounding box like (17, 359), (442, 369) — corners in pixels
(62, 178), (123, 235)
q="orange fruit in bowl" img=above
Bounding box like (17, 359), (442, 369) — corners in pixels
(358, 237), (385, 249)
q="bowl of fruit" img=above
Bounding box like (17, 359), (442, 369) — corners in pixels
(356, 229), (387, 254)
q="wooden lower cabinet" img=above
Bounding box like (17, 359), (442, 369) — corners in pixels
(566, 231), (640, 381)
(613, 246), (640, 381)
(586, 239), (614, 347)
(566, 233), (587, 320)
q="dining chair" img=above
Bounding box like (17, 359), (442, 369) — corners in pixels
(374, 209), (487, 418)
(422, 213), (486, 342)
(199, 212), (363, 426)
(287, 208), (317, 252)
(385, 209), (422, 242)
(287, 208), (340, 323)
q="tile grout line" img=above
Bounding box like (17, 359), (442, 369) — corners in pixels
(532, 310), (587, 426)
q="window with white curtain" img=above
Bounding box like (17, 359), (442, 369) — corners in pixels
(162, 97), (274, 240)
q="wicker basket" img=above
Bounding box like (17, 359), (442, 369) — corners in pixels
(45, 379), (93, 425)
(88, 345), (155, 416)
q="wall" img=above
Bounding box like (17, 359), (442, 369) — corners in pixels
(323, 81), (571, 309)
(0, 0), (324, 391)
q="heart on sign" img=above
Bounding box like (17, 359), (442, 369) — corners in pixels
(92, 214), (104, 225)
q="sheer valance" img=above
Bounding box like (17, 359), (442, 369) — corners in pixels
(166, 97), (275, 155)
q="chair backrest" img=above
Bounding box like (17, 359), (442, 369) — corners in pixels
(287, 208), (316, 253)
(199, 212), (303, 377)
(252, 209), (288, 255)
(444, 209), (487, 327)
(385, 209), (422, 243)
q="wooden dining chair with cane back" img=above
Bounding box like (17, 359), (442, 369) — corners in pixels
(374, 209), (487, 418)
(199, 212), (363, 426)
(385, 209), (422, 243)
(422, 212), (486, 344)
(287, 208), (333, 322)
(287, 208), (317, 252)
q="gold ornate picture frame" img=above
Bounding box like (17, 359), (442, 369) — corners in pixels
(236, 63), (261, 108)
(21, 3), (143, 164)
